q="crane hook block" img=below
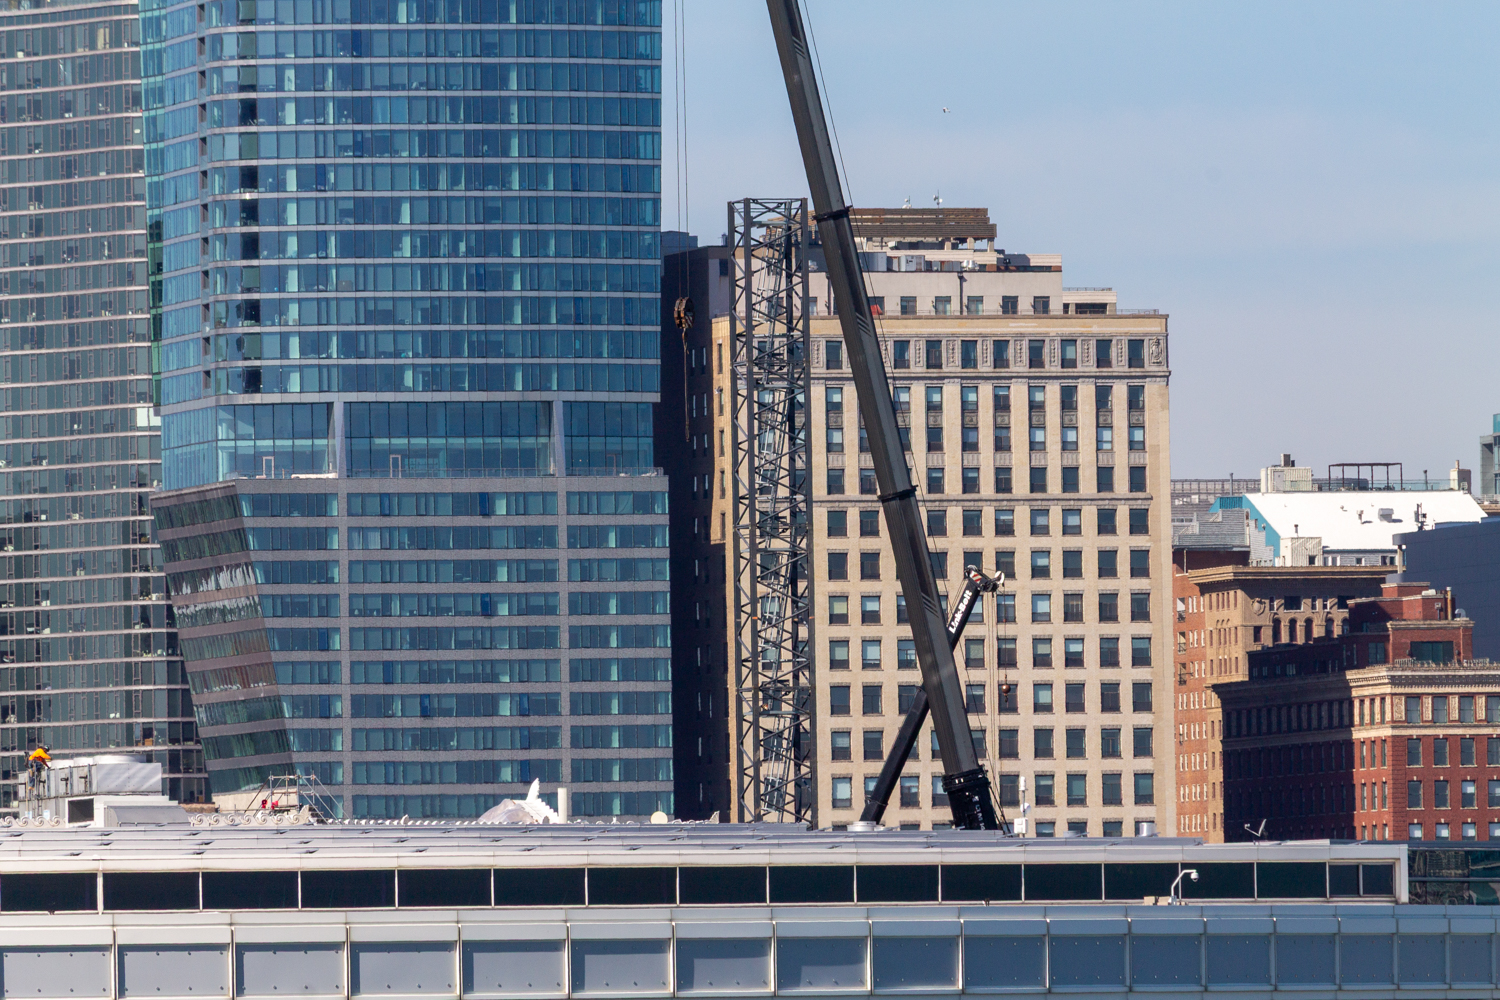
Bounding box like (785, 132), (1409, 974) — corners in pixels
(941, 767), (1003, 830)
(674, 296), (695, 332)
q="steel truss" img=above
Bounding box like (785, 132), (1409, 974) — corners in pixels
(729, 198), (815, 825)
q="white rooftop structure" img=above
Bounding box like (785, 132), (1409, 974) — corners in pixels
(1213, 492), (1486, 567)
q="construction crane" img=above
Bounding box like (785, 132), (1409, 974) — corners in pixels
(765, 0), (1001, 830)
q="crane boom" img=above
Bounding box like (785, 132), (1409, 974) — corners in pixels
(764, 0), (1000, 830)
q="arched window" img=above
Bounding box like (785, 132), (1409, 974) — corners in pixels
(1305, 617), (1314, 643)
(1272, 617), (1282, 643)
(1288, 618), (1298, 644)
(1324, 616), (1335, 638)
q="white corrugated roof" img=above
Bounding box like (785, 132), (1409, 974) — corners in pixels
(1240, 491), (1485, 552)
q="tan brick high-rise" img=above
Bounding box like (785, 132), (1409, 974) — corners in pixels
(663, 210), (1174, 835)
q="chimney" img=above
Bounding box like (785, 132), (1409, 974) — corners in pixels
(1281, 454), (1294, 467)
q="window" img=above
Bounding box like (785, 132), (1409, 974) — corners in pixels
(1099, 592), (1119, 622)
(1066, 772), (1087, 805)
(1032, 593), (1052, 624)
(828, 595), (848, 625)
(829, 686), (850, 715)
(897, 595), (908, 624)
(1098, 552), (1119, 581)
(858, 510), (880, 537)
(1064, 637), (1084, 667)
(1061, 340), (1077, 369)
(1034, 683), (1053, 713)
(1408, 738), (1423, 766)
(1408, 823), (1423, 840)
(1063, 592), (1084, 623)
(1029, 426), (1046, 451)
(897, 639), (916, 670)
(1101, 728), (1121, 758)
(1128, 426), (1145, 452)
(1033, 637), (1053, 667)
(1034, 774), (1055, 806)
(1032, 297), (1051, 316)
(1097, 508), (1118, 535)
(1031, 550), (1052, 579)
(893, 340), (911, 368)
(1101, 683), (1121, 713)
(1001, 296), (1019, 315)
(862, 685), (882, 715)
(863, 729), (884, 761)
(829, 640), (850, 670)
(1100, 637), (1120, 667)
(928, 468), (946, 493)
(996, 593), (1016, 624)
(1133, 727), (1153, 757)
(897, 685), (920, 713)
(993, 339), (1011, 366)
(860, 552), (881, 580)
(1131, 637), (1152, 667)
(927, 510), (948, 536)
(1134, 772), (1154, 805)
(1096, 340), (1113, 368)
(1433, 696), (1450, 724)
(1130, 550), (1150, 578)
(1097, 466), (1116, 493)
(925, 340), (944, 368)
(1435, 780), (1451, 809)
(828, 552), (848, 580)
(1461, 696), (1476, 723)
(965, 684), (986, 714)
(868, 297), (884, 316)
(927, 425), (945, 453)
(827, 510), (847, 537)
(861, 595), (881, 625)
(1061, 467), (1080, 493)
(1031, 508), (1051, 535)
(1028, 339), (1045, 368)
(933, 298), (952, 317)
(899, 298), (917, 317)
(962, 509), (982, 536)
(1406, 696), (1422, 724)
(897, 775), (920, 808)
(826, 340), (843, 369)
(1412, 642), (1455, 663)
(1463, 779), (1477, 809)
(1128, 508), (1149, 535)
(961, 340), (978, 367)
(961, 467), (980, 494)
(1127, 341), (1145, 369)
(1132, 682), (1152, 713)
(831, 731), (851, 761)
(995, 467), (1013, 494)
(971, 728), (988, 759)
(1097, 426), (1114, 451)
(1489, 780), (1500, 808)
(1130, 592), (1151, 622)
(965, 637), (985, 669)
(1129, 466), (1147, 494)
(995, 509), (1015, 536)
(1434, 737), (1450, 766)
(930, 551), (949, 579)
(827, 468), (845, 494)
(1056, 683), (1083, 715)
(1102, 774), (1122, 807)
(862, 639), (882, 671)
(831, 777), (852, 809)
(999, 728), (1019, 758)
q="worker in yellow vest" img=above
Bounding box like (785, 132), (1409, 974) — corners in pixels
(25, 746), (50, 789)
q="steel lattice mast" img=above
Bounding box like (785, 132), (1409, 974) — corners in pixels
(729, 198), (815, 825)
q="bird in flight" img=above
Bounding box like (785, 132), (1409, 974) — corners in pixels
(942, 107), (951, 113)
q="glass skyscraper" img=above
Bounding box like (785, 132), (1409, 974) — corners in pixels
(0, 0), (204, 809)
(144, 0), (672, 817)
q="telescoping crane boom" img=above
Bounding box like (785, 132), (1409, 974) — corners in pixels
(764, 0), (1001, 830)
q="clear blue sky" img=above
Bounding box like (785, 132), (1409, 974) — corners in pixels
(662, 1), (1500, 481)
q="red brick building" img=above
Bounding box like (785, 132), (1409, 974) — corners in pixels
(1218, 582), (1487, 842)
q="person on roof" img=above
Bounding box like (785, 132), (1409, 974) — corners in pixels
(25, 745), (50, 789)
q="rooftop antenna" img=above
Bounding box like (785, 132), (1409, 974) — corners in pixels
(902, 196), (911, 209)
(1243, 819), (1267, 841)
(932, 192), (943, 208)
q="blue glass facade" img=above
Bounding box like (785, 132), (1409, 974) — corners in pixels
(145, 0), (670, 816)
(0, 0), (205, 810)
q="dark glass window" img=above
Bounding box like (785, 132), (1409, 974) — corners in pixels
(302, 870), (395, 909)
(857, 865), (939, 902)
(1328, 865), (1359, 897)
(0, 873), (97, 912)
(399, 869), (490, 907)
(203, 871), (297, 910)
(104, 872), (199, 911)
(769, 865), (854, 903)
(588, 867), (676, 906)
(1257, 862), (1326, 899)
(679, 867), (767, 904)
(940, 864), (1021, 902)
(1103, 863), (1178, 901)
(1179, 863), (1255, 900)
(493, 868), (585, 907)
(1024, 864), (1101, 901)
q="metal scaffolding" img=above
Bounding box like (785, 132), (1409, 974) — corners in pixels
(729, 198), (815, 825)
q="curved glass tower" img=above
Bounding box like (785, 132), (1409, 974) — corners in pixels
(0, 0), (203, 810)
(144, 0), (671, 817)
